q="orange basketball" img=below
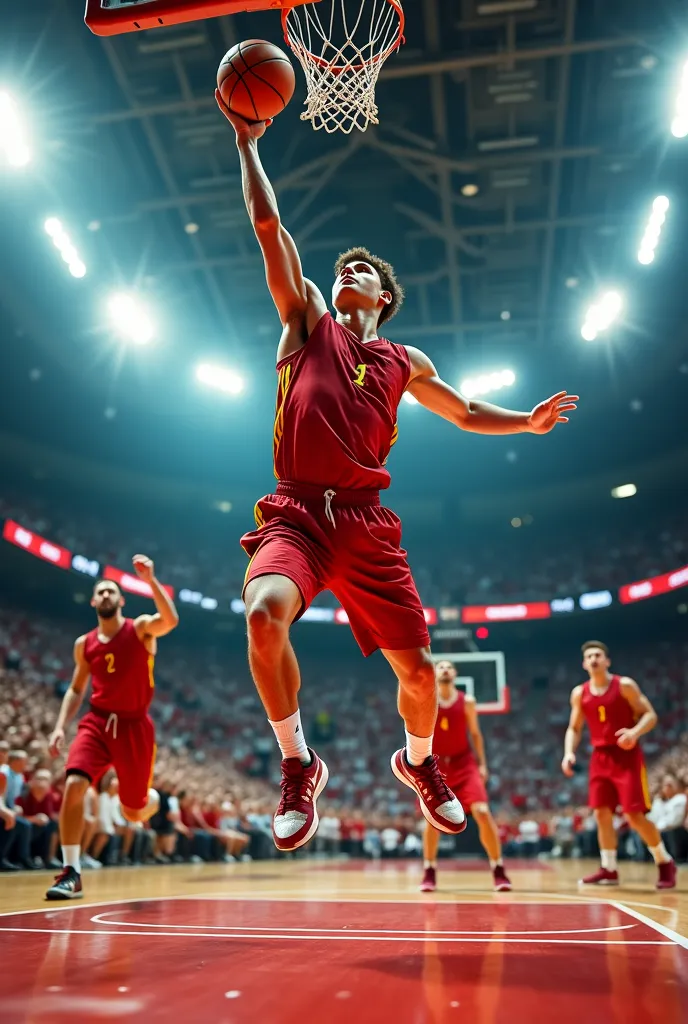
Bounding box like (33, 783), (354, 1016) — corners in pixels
(217, 39), (296, 123)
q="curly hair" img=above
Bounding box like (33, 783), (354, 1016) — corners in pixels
(333, 246), (405, 327)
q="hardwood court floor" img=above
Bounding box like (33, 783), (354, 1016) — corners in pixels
(1, 858), (686, 1023)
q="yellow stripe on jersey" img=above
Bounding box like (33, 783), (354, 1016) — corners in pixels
(383, 422), (399, 466)
(273, 362), (293, 479)
(640, 764), (651, 811)
(147, 654), (155, 689)
(253, 501), (265, 529)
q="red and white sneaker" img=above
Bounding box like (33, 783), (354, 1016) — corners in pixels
(419, 867), (437, 892)
(390, 750), (466, 834)
(45, 867), (83, 900)
(656, 860), (677, 890)
(579, 867), (619, 886)
(493, 865), (512, 892)
(272, 748), (328, 852)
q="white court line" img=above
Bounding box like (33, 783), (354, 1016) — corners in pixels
(0, 925), (672, 944)
(613, 902), (688, 951)
(89, 911), (638, 936)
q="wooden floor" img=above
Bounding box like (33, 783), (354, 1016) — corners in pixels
(1, 858), (687, 1022)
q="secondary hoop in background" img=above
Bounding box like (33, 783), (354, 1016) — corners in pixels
(282, 0), (405, 134)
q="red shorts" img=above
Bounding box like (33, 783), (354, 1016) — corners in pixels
(588, 745), (651, 814)
(437, 754), (488, 810)
(65, 708), (156, 811)
(241, 482), (431, 657)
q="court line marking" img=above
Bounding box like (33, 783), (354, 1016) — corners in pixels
(89, 911), (639, 936)
(613, 901), (688, 951)
(0, 925), (672, 945)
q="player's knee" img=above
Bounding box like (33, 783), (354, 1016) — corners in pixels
(471, 803), (490, 821)
(121, 805), (146, 823)
(593, 807), (612, 824)
(246, 595), (292, 651)
(64, 773), (90, 802)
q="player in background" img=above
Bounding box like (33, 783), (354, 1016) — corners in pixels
(420, 660), (511, 892)
(562, 641), (676, 889)
(45, 556), (179, 899)
(216, 92), (578, 855)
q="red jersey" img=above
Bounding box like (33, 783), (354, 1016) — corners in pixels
(273, 312), (410, 490)
(433, 691), (473, 759)
(84, 618), (154, 717)
(581, 675), (637, 748)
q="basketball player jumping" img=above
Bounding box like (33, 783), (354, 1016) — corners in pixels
(45, 557), (179, 899)
(420, 660), (511, 892)
(217, 93), (578, 853)
(562, 641), (676, 889)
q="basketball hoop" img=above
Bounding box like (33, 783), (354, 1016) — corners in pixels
(282, 0), (405, 134)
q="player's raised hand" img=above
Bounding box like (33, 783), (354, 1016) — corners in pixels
(561, 752), (576, 777)
(528, 392), (579, 435)
(615, 728), (638, 750)
(132, 554), (155, 584)
(214, 89), (272, 139)
(48, 727), (65, 758)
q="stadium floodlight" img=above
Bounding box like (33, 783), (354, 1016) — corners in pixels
(671, 60), (688, 138)
(611, 483), (637, 499)
(401, 391), (418, 405)
(580, 290), (623, 341)
(460, 368), (516, 399)
(196, 362), (245, 396)
(638, 196), (669, 264)
(44, 217), (87, 279)
(107, 293), (155, 345)
(0, 91), (31, 167)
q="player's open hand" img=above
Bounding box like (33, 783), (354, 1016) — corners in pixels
(615, 728), (637, 750)
(561, 753), (576, 777)
(48, 728), (65, 758)
(528, 392), (579, 434)
(214, 89), (272, 139)
(132, 554), (155, 584)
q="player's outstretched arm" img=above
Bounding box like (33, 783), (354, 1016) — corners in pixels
(562, 686), (584, 776)
(131, 555), (179, 638)
(215, 91), (327, 345)
(404, 347), (578, 436)
(48, 637), (90, 757)
(616, 678), (658, 749)
(465, 696), (489, 780)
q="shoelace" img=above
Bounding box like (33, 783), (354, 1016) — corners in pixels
(415, 756), (453, 804)
(53, 867), (72, 884)
(277, 771), (314, 815)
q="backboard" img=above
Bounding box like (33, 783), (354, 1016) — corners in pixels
(432, 651), (509, 715)
(84, 0), (309, 37)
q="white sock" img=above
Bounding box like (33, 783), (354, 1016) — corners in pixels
(489, 859), (503, 870)
(600, 849), (617, 871)
(405, 730), (432, 766)
(268, 709), (310, 764)
(62, 845), (81, 873)
(424, 860), (436, 869)
(649, 841), (672, 865)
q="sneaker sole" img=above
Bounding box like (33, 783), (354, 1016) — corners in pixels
(274, 759), (330, 853)
(45, 890), (83, 901)
(390, 752), (466, 835)
(419, 884), (436, 892)
(494, 883), (512, 892)
(578, 879), (619, 886)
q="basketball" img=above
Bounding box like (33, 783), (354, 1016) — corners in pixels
(217, 39), (295, 123)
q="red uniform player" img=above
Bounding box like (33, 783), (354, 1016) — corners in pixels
(420, 661), (511, 893)
(562, 640), (676, 889)
(45, 556), (179, 899)
(216, 88), (578, 854)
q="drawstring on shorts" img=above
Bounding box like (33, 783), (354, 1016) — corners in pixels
(105, 713), (119, 740)
(323, 489), (336, 528)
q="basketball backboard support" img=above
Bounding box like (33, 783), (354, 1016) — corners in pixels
(84, 0), (310, 37)
(432, 651), (509, 715)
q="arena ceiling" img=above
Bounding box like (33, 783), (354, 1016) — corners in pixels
(1, 0), (687, 500)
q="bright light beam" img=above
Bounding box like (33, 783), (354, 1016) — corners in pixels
(460, 368), (516, 399)
(44, 218), (88, 279)
(580, 290), (623, 341)
(638, 196), (669, 264)
(0, 91), (31, 167)
(107, 293), (155, 345)
(196, 362), (245, 396)
(671, 59), (688, 138)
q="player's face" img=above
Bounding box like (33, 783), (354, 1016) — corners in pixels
(332, 260), (391, 318)
(435, 660), (457, 686)
(92, 583), (123, 619)
(582, 647), (611, 674)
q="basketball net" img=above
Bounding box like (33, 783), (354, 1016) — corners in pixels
(282, 0), (404, 134)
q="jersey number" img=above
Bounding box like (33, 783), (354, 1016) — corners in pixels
(598, 705), (606, 723)
(104, 653), (116, 674)
(353, 363), (367, 387)
(440, 716), (449, 731)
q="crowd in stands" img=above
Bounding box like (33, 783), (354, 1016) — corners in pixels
(1, 488), (687, 607)
(2, 597), (688, 873)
